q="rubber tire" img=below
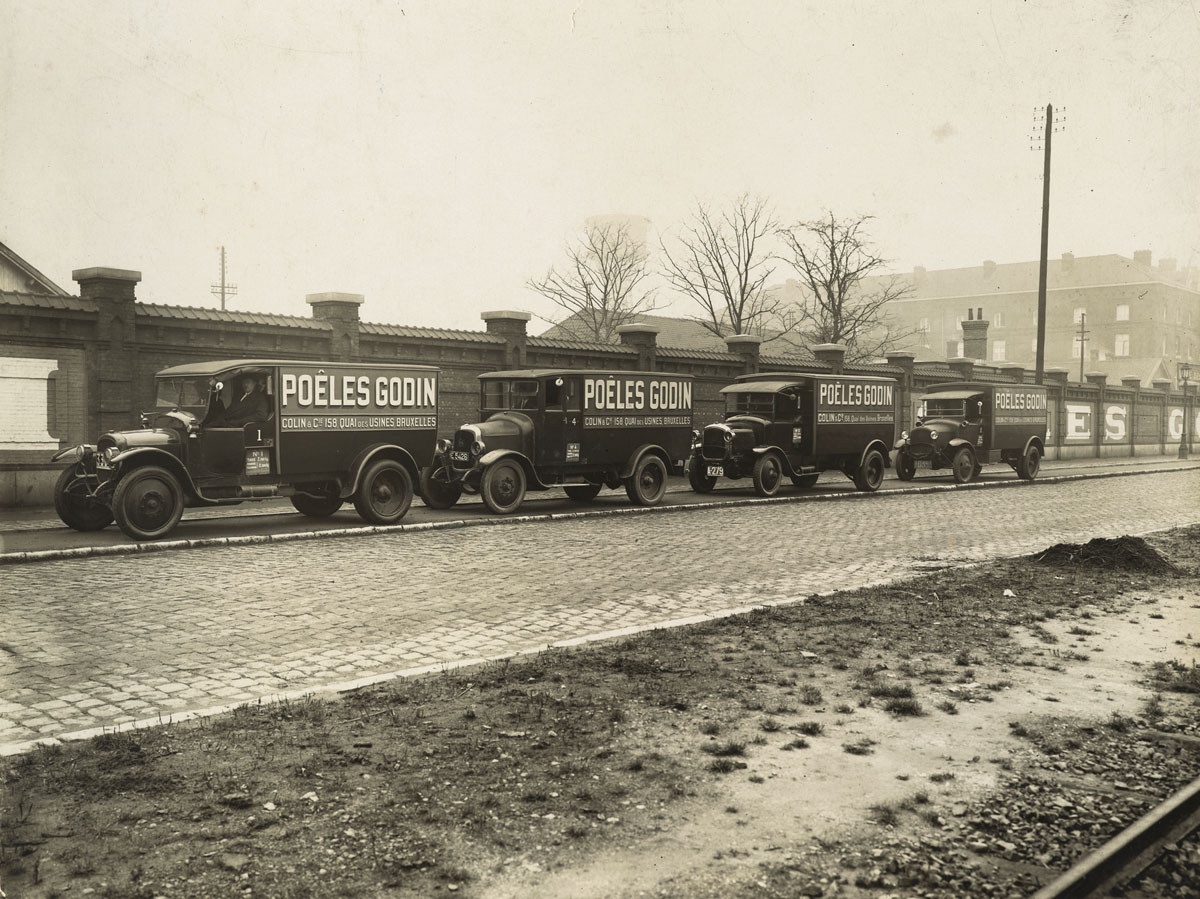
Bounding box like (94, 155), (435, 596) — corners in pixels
(564, 483), (602, 502)
(894, 452), (916, 482)
(1017, 444), (1041, 481)
(950, 447), (976, 485)
(481, 459), (526, 514)
(354, 459), (413, 524)
(419, 466), (463, 510)
(853, 449), (886, 492)
(688, 459), (716, 493)
(112, 465), (185, 540)
(791, 473), (820, 489)
(972, 462), (984, 479)
(54, 464), (113, 531)
(625, 455), (668, 506)
(751, 453), (783, 497)
(290, 490), (343, 518)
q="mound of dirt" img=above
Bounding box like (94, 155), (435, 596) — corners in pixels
(1033, 536), (1177, 573)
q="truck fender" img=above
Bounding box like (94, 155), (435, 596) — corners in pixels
(945, 438), (974, 452)
(857, 439), (891, 470)
(344, 444), (422, 498)
(618, 444), (673, 480)
(108, 447), (207, 502)
(1023, 435), (1045, 456)
(751, 445), (799, 476)
(476, 449), (551, 489)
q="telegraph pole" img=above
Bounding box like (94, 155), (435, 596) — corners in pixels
(210, 246), (238, 311)
(1031, 104), (1065, 385)
(1077, 312), (1089, 382)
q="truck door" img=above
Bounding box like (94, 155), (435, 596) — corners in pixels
(962, 394), (985, 452)
(539, 377), (583, 466)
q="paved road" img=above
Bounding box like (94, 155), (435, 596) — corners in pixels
(2, 466), (1198, 753)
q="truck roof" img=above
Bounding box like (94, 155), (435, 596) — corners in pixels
(479, 369), (693, 380)
(157, 359), (440, 378)
(731, 371), (897, 389)
(921, 381), (1046, 397)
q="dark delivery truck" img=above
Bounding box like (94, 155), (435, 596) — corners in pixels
(689, 372), (898, 495)
(421, 369), (694, 514)
(893, 381), (1047, 484)
(50, 359), (439, 540)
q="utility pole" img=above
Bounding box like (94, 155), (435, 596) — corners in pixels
(210, 246), (238, 311)
(1031, 104), (1066, 385)
(1076, 311), (1089, 382)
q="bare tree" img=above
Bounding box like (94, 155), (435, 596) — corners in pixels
(661, 195), (794, 340)
(529, 223), (659, 342)
(778, 213), (915, 362)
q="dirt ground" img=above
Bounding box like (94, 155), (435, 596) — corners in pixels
(3, 528), (1199, 899)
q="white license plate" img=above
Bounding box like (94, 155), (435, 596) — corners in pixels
(706, 465), (723, 478)
(245, 448), (271, 476)
(915, 459), (932, 469)
(94, 456), (112, 470)
(450, 450), (471, 463)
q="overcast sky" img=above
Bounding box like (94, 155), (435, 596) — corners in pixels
(2, 1), (1197, 331)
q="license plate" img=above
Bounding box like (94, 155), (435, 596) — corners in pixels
(915, 459), (932, 469)
(450, 450), (471, 463)
(94, 456), (112, 470)
(706, 465), (723, 478)
(245, 448), (271, 476)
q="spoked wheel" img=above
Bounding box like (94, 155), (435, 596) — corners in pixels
(564, 483), (602, 502)
(419, 465), (463, 510)
(354, 460), (414, 524)
(112, 465), (185, 540)
(54, 464), (113, 531)
(625, 455), (668, 506)
(751, 453), (783, 497)
(1017, 444), (1041, 481)
(853, 449), (886, 492)
(481, 459), (526, 514)
(688, 459), (716, 493)
(894, 452), (916, 482)
(791, 473), (820, 489)
(290, 487), (343, 518)
(950, 447), (976, 485)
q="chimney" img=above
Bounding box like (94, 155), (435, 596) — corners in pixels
(961, 312), (989, 360)
(1133, 250), (1152, 268)
(1061, 252), (1075, 273)
(811, 343), (847, 374)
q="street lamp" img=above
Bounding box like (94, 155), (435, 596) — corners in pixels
(1179, 362), (1193, 459)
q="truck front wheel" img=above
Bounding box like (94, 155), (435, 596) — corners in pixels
(1017, 445), (1041, 481)
(625, 455), (668, 506)
(419, 465), (463, 510)
(354, 459), (413, 524)
(853, 449), (886, 492)
(54, 464), (114, 531)
(481, 459), (526, 514)
(950, 447), (976, 485)
(751, 453), (783, 497)
(112, 465), (185, 540)
(894, 452), (916, 482)
(688, 458), (716, 493)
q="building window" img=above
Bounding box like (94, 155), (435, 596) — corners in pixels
(1116, 304), (1129, 321)
(1072, 336), (1084, 359)
(992, 340), (1006, 362)
(1114, 334), (1130, 357)
(1073, 307), (1087, 324)
(955, 340), (963, 357)
(919, 317), (929, 331)
(992, 311), (1004, 328)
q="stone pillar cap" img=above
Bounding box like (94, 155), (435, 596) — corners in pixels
(616, 323), (660, 334)
(812, 343), (847, 352)
(306, 292), (364, 305)
(72, 267), (141, 283)
(480, 310), (531, 322)
(886, 352), (916, 361)
(1084, 371), (1108, 381)
(725, 333), (763, 347)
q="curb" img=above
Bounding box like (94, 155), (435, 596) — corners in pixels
(3, 463), (1199, 566)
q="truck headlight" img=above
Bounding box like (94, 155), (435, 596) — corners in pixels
(104, 445), (121, 461)
(436, 438), (451, 453)
(900, 430), (909, 441)
(723, 431), (733, 444)
(930, 432), (938, 441)
(472, 440), (486, 456)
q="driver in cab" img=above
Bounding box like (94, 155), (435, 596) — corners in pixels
(210, 374), (270, 427)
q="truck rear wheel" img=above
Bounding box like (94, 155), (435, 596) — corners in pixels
(354, 459), (413, 524)
(419, 465), (462, 510)
(54, 464), (113, 531)
(625, 455), (668, 506)
(688, 458), (716, 493)
(564, 483), (602, 501)
(751, 453), (783, 497)
(950, 447), (976, 485)
(481, 459), (526, 514)
(894, 452), (916, 482)
(1017, 444), (1041, 481)
(853, 449), (886, 492)
(112, 465), (185, 540)
(290, 489), (343, 518)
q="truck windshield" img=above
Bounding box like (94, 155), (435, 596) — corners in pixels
(923, 398), (966, 419)
(155, 377), (211, 412)
(482, 380), (540, 411)
(727, 393), (775, 416)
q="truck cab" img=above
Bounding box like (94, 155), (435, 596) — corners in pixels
(51, 359), (439, 540)
(422, 369), (694, 514)
(690, 372), (897, 495)
(893, 381), (1046, 484)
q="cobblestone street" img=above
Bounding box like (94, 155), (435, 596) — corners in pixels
(2, 469), (1198, 752)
